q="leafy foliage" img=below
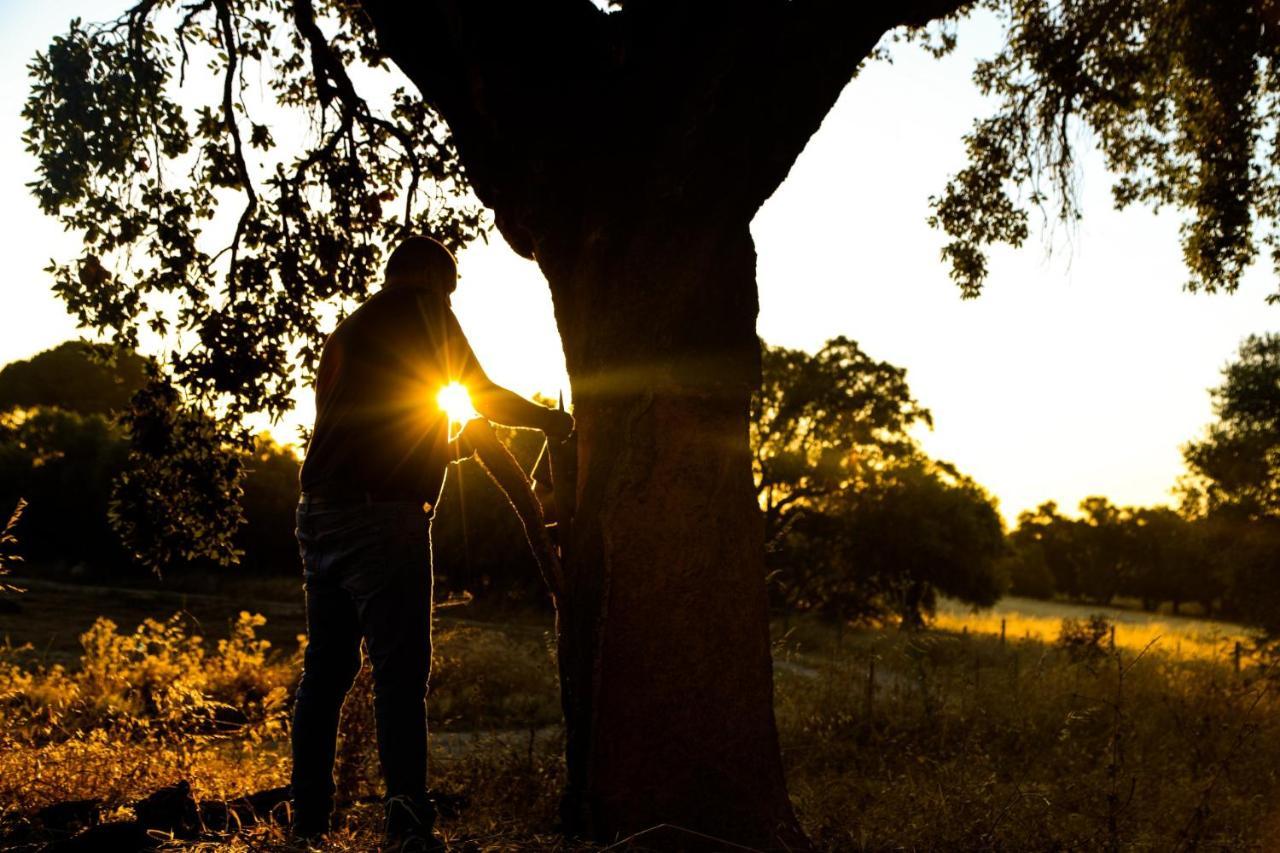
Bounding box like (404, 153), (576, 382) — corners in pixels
(109, 372), (245, 574)
(752, 337), (931, 550)
(1183, 333), (1280, 521)
(752, 338), (1004, 626)
(818, 457), (1007, 627)
(0, 407), (131, 572)
(932, 0), (1280, 299)
(23, 3), (482, 425)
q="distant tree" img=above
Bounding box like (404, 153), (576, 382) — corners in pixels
(1001, 540), (1055, 600)
(751, 339), (1002, 628)
(235, 434), (304, 574)
(1219, 519), (1280, 635)
(1124, 507), (1215, 614)
(770, 455), (1006, 629)
(1010, 502), (1084, 599)
(0, 407), (130, 571)
(0, 344), (305, 577)
(1073, 496), (1130, 606)
(0, 341), (148, 415)
(1178, 335), (1280, 635)
(848, 458), (1006, 629)
(1183, 334), (1280, 522)
(0, 403), (303, 580)
(752, 337), (930, 550)
(1009, 498), (1227, 616)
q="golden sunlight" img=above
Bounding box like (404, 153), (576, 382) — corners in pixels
(436, 381), (479, 426)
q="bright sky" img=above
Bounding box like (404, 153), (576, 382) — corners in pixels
(1, 2), (1275, 523)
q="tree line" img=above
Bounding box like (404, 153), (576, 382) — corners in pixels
(0, 342), (300, 584)
(4, 332), (1277, 637)
(0, 337), (1008, 629)
(1006, 333), (1280, 634)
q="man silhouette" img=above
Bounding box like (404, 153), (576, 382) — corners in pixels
(291, 236), (572, 850)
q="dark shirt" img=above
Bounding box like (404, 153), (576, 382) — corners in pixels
(300, 286), (482, 505)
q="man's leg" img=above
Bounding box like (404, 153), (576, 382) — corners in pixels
(345, 503), (435, 841)
(291, 509), (364, 836)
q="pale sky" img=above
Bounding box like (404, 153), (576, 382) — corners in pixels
(1, 2), (1275, 523)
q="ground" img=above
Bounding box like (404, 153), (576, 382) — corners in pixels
(1, 580), (1277, 850)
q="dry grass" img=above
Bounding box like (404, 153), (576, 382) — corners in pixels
(773, 617), (1280, 851)
(2, 602), (1279, 850)
(933, 595), (1256, 663)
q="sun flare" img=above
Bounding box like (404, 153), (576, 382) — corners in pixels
(436, 381), (478, 426)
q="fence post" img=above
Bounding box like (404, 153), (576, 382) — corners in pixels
(865, 658), (876, 720)
(1000, 618), (1007, 647)
(1234, 641), (1242, 674)
(1109, 624), (1117, 650)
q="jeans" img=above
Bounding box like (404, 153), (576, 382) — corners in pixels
(290, 495), (434, 828)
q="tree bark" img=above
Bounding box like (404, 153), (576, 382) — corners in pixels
(539, 220), (805, 849)
(899, 581), (929, 631)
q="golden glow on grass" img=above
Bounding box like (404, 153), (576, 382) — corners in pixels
(436, 382), (478, 428)
(933, 596), (1254, 662)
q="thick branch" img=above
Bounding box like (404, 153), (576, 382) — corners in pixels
(292, 0), (424, 227)
(355, 0), (611, 254)
(352, 0), (976, 246)
(215, 0), (257, 294)
(728, 0), (975, 213)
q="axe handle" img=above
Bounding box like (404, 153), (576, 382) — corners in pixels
(456, 419), (565, 599)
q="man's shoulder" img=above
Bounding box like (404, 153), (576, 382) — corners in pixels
(364, 286), (452, 320)
(340, 288), (443, 331)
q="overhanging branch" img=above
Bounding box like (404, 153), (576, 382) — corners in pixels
(292, 0), (423, 228)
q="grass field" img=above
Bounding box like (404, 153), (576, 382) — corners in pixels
(934, 595), (1256, 663)
(1, 583), (1277, 850)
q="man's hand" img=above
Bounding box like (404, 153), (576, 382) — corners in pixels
(543, 409), (575, 442)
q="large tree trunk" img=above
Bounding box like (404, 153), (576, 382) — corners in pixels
(539, 219), (805, 849)
(354, 3), (969, 843)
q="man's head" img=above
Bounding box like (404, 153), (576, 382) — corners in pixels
(383, 236), (458, 294)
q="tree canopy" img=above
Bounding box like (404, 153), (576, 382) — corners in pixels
(1183, 333), (1280, 522)
(0, 341), (148, 415)
(23, 1), (1280, 433)
(752, 338), (1005, 627)
(933, 0), (1280, 299)
(752, 336), (930, 549)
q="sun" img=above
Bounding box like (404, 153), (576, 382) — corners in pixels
(436, 381), (478, 426)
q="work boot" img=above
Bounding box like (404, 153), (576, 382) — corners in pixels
(383, 794), (443, 852)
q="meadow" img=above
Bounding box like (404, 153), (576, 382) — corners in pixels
(932, 596), (1254, 664)
(1, 584), (1277, 851)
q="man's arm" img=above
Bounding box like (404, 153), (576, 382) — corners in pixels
(472, 379), (572, 439)
(444, 308), (573, 440)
